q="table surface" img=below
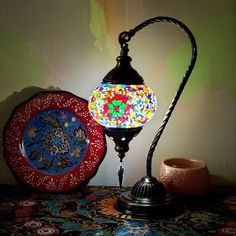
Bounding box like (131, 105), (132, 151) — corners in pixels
(0, 185), (236, 235)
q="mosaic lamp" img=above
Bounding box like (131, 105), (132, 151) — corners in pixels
(89, 16), (197, 217)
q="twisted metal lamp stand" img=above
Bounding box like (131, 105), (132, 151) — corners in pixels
(115, 16), (197, 217)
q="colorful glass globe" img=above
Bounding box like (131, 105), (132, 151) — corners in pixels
(88, 83), (157, 128)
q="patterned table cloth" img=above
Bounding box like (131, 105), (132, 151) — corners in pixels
(0, 185), (236, 235)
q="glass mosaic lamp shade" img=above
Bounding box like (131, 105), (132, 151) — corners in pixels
(89, 84), (157, 129)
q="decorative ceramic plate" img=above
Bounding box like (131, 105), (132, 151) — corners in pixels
(3, 91), (106, 192)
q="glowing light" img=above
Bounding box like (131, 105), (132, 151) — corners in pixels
(88, 83), (157, 128)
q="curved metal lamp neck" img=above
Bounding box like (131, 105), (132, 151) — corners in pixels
(118, 16), (197, 177)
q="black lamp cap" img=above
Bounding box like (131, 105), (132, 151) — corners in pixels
(102, 55), (144, 85)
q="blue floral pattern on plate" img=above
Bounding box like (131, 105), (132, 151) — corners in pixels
(22, 109), (88, 175)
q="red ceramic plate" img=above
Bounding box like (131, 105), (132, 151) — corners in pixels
(3, 91), (106, 192)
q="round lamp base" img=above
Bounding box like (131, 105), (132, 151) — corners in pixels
(116, 191), (182, 218)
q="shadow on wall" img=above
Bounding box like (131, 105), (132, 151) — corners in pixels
(0, 86), (61, 185)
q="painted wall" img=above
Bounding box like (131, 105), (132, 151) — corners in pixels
(0, 0), (235, 187)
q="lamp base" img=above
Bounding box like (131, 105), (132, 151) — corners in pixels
(116, 191), (181, 218)
(115, 176), (183, 218)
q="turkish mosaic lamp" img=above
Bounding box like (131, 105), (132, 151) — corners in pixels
(89, 16), (197, 217)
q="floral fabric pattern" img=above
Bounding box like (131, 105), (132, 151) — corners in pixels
(0, 185), (235, 235)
